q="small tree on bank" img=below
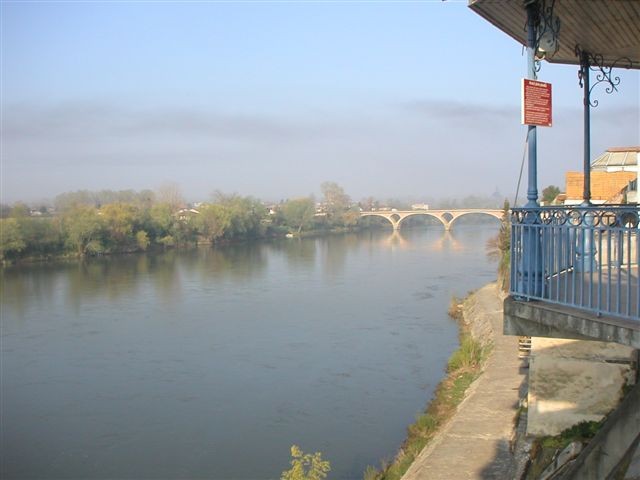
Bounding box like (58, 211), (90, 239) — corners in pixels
(486, 200), (511, 291)
(281, 445), (330, 480)
(282, 197), (316, 235)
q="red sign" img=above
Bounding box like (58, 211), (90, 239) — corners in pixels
(521, 79), (552, 127)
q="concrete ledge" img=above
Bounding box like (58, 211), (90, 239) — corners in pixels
(504, 297), (640, 349)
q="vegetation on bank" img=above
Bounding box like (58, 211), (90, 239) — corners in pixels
(364, 295), (492, 480)
(485, 187), (561, 293)
(1, 181), (513, 264)
(281, 445), (331, 480)
(486, 200), (511, 292)
(0, 182), (361, 263)
(524, 421), (602, 480)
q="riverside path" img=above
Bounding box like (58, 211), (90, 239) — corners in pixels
(402, 283), (526, 480)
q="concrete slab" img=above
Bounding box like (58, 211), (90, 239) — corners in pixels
(504, 297), (640, 349)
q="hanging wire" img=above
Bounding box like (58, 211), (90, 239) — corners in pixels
(513, 131), (529, 208)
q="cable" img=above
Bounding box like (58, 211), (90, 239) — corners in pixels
(513, 130), (529, 208)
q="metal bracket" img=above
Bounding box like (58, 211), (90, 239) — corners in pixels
(576, 46), (634, 108)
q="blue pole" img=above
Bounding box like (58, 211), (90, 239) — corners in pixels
(576, 51), (595, 272)
(580, 51), (591, 204)
(520, 1), (543, 297)
(526, 1), (539, 208)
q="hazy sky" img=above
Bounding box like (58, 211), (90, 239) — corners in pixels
(2, 1), (638, 204)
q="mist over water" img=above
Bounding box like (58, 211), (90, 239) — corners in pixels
(1, 225), (498, 479)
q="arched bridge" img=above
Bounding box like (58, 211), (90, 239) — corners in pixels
(360, 209), (503, 231)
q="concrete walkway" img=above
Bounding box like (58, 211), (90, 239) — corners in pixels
(402, 283), (526, 480)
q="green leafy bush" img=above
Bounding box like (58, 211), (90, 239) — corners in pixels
(281, 445), (330, 480)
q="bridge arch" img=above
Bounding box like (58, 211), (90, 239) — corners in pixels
(395, 212), (448, 231)
(359, 209), (503, 232)
(360, 212), (397, 230)
(447, 211), (502, 230)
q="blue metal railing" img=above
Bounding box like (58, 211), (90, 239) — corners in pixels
(510, 205), (639, 320)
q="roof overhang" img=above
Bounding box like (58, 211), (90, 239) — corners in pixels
(468, 0), (640, 69)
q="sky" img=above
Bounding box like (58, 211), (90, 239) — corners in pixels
(1, 0), (638, 205)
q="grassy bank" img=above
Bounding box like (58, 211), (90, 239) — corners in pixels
(365, 295), (492, 480)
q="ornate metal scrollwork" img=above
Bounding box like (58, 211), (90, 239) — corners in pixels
(512, 206), (639, 230)
(522, 0), (561, 66)
(576, 45), (634, 108)
(534, 59), (542, 75)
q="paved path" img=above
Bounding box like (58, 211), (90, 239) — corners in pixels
(402, 283), (526, 480)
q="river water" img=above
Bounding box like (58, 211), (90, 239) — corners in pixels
(1, 225), (498, 479)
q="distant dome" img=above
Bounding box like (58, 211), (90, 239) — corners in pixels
(591, 147), (639, 171)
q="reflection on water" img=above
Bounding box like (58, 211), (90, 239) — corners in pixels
(1, 226), (498, 479)
(2, 229), (476, 314)
(376, 230), (466, 253)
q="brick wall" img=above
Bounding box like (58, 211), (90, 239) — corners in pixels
(565, 171), (637, 201)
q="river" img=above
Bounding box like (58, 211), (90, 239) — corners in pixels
(1, 225), (498, 479)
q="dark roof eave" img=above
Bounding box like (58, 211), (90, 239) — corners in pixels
(468, 0), (640, 70)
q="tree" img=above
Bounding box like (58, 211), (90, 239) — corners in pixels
(148, 203), (174, 239)
(0, 204), (11, 218)
(10, 202), (31, 218)
(281, 445), (330, 480)
(282, 197), (315, 234)
(360, 197), (378, 211)
(320, 181), (351, 227)
(157, 182), (184, 211)
(63, 205), (103, 255)
(321, 181), (350, 211)
(54, 190), (95, 211)
(136, 230), (150, 251)
(195, 204), (231, 242)
(342, 206), (361, 228)
(0, 218), (26, 260)
(486, 200), (511, 291)
(542, 185), (561, 205)
(16, 216), (64, 257)
(214, 193), (266, 239)
(100, 203), (138, 247)
(137, 189), (156, 209)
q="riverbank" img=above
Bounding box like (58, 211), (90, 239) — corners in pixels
(0, 225), (372, 267)
(369, 282), (526, 480)
(402, 282), (526, 479)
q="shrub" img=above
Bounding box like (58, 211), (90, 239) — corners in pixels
(447, 337), (485, 372)
(281, 445), (330, 480)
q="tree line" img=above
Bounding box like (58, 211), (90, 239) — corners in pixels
(0, 182), (361, 262)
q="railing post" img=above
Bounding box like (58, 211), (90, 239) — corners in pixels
(580, 51), (592, 204)
(575, 209), (596, 273)
(520, 1), (543, 297)
(525, 1), (539, 208)
(573, 52), (597, 275)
